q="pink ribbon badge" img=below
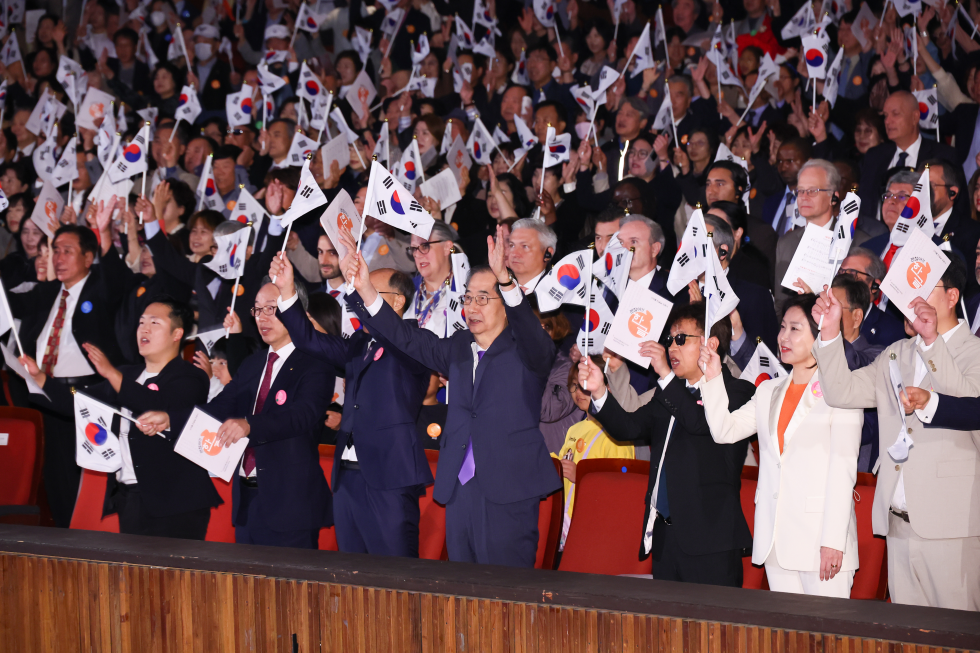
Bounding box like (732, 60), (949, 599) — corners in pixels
(374, 347), (384, 361)
(811, 381), (823, 398)
(276, 390), (287, 405)
(147, 383), (159, 391)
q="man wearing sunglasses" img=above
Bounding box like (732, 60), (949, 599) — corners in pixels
(578, 303), (755, 587)
(268, 253), (432, 558)
(342, 226), (560, 568)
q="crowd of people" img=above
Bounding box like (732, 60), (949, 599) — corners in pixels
(0, 0), (978, 613)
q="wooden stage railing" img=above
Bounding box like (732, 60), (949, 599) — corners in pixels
(0, 525), (978, 653)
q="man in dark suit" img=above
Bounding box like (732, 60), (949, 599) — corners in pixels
(578, 304), (754, 586)
(343, 226), (561, 568)
(836, 247), (908, 347)
(938, 67), (980, 176)
(920, 159), (980, 298)
(7, 223), (128, 527)
(192, 24), (234, 113)
(270, 254), (432, 557)
(857, 92), (958, 218)
(141, 281), (333, 547)
(761, 137), (811, 237)
(23, 297), (220, 538)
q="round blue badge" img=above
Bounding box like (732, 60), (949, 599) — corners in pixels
(80, 301), (93, 314)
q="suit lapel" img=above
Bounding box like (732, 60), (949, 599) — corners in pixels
(901, 339), (917, 387)
(781, 375), (819, 451)
(767, 376), (790, 457)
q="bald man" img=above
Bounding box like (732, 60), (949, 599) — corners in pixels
(857, 91), (957, 218)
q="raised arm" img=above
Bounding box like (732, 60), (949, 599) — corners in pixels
(697, 344), (759, 443)
(809, 288), (881, 410)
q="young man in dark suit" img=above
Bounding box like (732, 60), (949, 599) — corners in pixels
(269, 254), (432, 557)
(578, 304), (755, 587)
(22, 298), (220, 539)
(141, 281), (334, 548)
(341, 227), (561, 568)
(7, 221), (128, 526)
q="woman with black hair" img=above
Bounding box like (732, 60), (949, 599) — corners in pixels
(0, 193), (39, 289)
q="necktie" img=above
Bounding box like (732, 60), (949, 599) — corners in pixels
(243, 351), (279, 475)
(41, 290), (70, 377)
(896, 151), (908, 168)
(776, 190), (795, 235)
(457, 350), (485, 485)
(329, 289), (340, 298)
(519, 285), (528, 295)
(883, 243), (900, 271)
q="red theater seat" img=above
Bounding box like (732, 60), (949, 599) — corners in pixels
(739, 465), (768, 590)
(851, 472), (888, 600)
(69, 470), (120, 533)
(535, 458), (564, 570)
(204, 477), (236, 543)
(419, 450), (446, 560)
(317, 444), (339, 551)
(558, 459), (652, 576)
(0, 407), (45, 525)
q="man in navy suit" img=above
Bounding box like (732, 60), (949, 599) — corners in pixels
(340, 226), (561, 568)
(269, 254), (432, 557)
(919, 159), (980, 298)
(857, 92), (958, 219)
(140, 281), (333, 548)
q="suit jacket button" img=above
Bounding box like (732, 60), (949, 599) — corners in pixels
(895, 465), (900, 471)
(907, 428), (912, 434)
(354, 404), (359, 409)
(472, 413), (477, 418)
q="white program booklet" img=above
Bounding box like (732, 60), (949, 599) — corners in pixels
(603, 282), (673, 367)
(174, 407), (249, 482)
(880, 228), (950, 323)
(779, 222), (836, 294)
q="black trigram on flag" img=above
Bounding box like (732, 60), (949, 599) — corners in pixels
(580, 337), (594, 346)
(448, 298), (459, 311)
(79, 407), (91, 419)
(300, 185), (314, 198)
(219, 264), (228, 273)
(409, 200), (423, 213)
(97, 416), (108, 428)
(81, 441), (95, 454)
(115, 162), (129, 173)
(896, 223), (910, 233)
(677, 253), (690, 267)
(451, 321), (466, 331)
(916, 216), (928, 228)
(691, 226), (699, 237)
(713, 278), (725, 300)
(614, 253), (623, 265)
(408, 220), (419, 229)
(376, 201), (387, 215)
(382, 176), (394, 189)
(238, 202), (246, 210)
(914, 183), (923, 192)
(600, 323), (611, 335)
(134, 134), (146, 146)
(760, 356), (770, 367)
(101, 448), (116, 460)
(842, 200), (859, 215)
(291, 154), (301, 162)
(575, 254), (584, 268)
(549, 287), (563, 300)
(576, 285), (587, 298)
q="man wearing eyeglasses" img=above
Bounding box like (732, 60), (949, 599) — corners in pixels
(774, 159), (873, 309)
(921, 160), (980, 298)
(267, 253), (432, 557)
(836, 247), (907, 348)
(341, 226), (561, 568)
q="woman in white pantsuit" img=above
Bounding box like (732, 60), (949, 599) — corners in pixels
(698, 294), (863, 598)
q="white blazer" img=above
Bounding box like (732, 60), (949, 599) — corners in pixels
(701, 373), (863, 571)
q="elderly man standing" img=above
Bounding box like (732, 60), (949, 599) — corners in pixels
(341, 227), (560, 568)
(774, 159), (873, 309)
(857, 92), (956, 218)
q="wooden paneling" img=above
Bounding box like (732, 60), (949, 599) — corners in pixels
(2, 552), (979, 653)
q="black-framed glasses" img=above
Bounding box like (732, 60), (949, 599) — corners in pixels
(250, 306), (277, 316)
(226, 128), (245, 136)
(838, 267), (874, 282)
(666, 333), (700, 346)
(461, 294), (502, 306)
(406, 240), (447, 257)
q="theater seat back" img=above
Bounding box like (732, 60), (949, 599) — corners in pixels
(317, 445), (339, 551)
(0, 408), (44, 507)
(69, 470), (120, 533)
(739, 466), (767, 590)
(558, 459), (652, 576)
(419, 450), (446, 560)
(850, 472), (888, 600)
(204, 478), (235, 543)
(534, 458), (564, 570)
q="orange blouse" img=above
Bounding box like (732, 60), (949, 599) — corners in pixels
(776, 382), (808, 454)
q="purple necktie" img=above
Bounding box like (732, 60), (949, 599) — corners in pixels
(458, 350), (485, 485)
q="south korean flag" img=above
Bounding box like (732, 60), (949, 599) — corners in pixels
(286, 129), (320, 167)
(592, 233), (633, 300)
(576, 279), (615, 355)
(534, 249), (592, 312)
(886, 168), (933, 249)
(298, 61), (324, 102)
(543, 130), (572, 168)
(74, 392), (123, 473)
(107, 124), (151, 183)
(229, 185), (268, 238)
(280, 156), (328, 227)
(363, 160), (434, 239)
(226, 84), (256, 127)
(738, 340), (786, 387)
(666, 208), (710, 295)
(913, 87), (939, 130)
(205, 227), (250, 280)
(445, 252), (471, 335)
(50, 136), (79, 188)
(467, 117), (496, 166)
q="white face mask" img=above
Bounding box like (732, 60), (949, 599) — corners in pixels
(150, 10), (166, 26)
(575, 122), (591, 140)
(194, 42), (213, 61)
(398, 116), (412, 130)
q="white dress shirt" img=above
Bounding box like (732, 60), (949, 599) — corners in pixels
(628, 269), (656, 291)
(116, 370), (158, 485)
(933, 207), (953, 235)
(887, 134), (923, 169)
(239, 342), (296, 478)
(518, 270), (546, 294)
(36, 274), (96, 377)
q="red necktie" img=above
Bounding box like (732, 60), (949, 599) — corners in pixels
(41, 290), (70, 377)
(329, 289), (340, 298)
(883, 244), (900, 270)
(243, 351), (279, 475)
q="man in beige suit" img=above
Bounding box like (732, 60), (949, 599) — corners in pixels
(812, 256), (980, 610)
(774, 160), (873, 310)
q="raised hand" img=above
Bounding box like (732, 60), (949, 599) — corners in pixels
(639, 340), (671, 380)
(698, 340), (722, 380)
(223, 307), (243, 334)
(488, 224), (510, 283)
(812, 286), (842, 340)
(577, 357), (606, 399)
(269, 251), (296, 299)
(192, 351), (213, 379)
(908, 296), (939, 345)
(135, 411), (171, 436)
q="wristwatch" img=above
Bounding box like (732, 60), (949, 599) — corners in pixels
(499, 273), (517, 288)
